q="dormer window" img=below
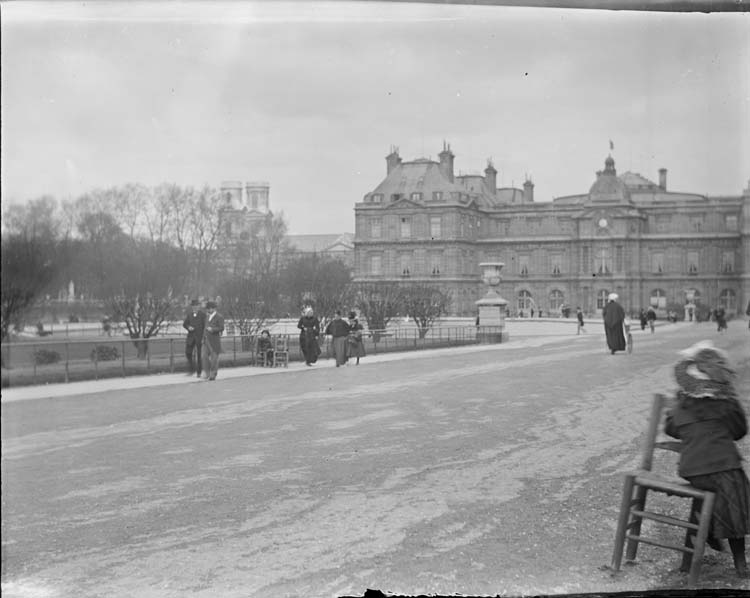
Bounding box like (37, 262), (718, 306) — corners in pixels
(432, 191), (443, 201)
(371, 193), (383, 203)
(410, 192), (422, 202)
(390, 193), (401, 202)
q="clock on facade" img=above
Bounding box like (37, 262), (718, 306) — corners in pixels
(598, 218), (608, 228)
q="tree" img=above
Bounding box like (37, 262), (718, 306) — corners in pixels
(1, 234), (58, 340)
(352, 282), (404, 342)
(106, 291), (179, 358)
(217, 276), (277, 348)
(401, 284), (452, 339)
(280, 254), (353, 330)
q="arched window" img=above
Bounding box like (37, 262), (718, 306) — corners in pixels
(650, 288), (667, 309)
(549, 289), (564, 311)
(719, 289), (736, 312)
(597, 289), (609, 309)
(517, 290), (533, 313)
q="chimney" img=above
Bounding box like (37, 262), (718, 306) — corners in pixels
(438, 141), (455, 183)
(658, 168), (667, 191)
(523, 178), (534, 203)
(386, 146), (401, 175)
(484, 160), (497, 196)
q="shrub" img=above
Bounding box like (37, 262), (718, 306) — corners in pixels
(33, 348), (61, 366)
(91, 345), (120, 362)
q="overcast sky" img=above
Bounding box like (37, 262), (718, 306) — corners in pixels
(2, 1), (748, 234)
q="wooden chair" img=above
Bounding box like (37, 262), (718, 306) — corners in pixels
(610, 393), (716, 587)
(272, 336), (289, 368)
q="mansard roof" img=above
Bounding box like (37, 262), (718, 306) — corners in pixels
(368, 160), (466, 201)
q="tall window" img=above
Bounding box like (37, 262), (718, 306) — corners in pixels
(597, 290), (609, 310)
(370, 254), (382, 275)
(721, 251), (735, 273)
(595, 247), (612, 274)
(650, 288), (667, 309)
(399, 253), (411, 277)
(719, 289), (736, 311)
(651, 252), (664, 274)
(656, 216), (670, 233)
(251, 192), (258, 210)
(725, 214), (738, 231)
(519, 255), (529, 277)
(690, 214), (704, 232)
(550, 254), (562, 276)
(370, 218), (381, 239)
(687, 251), (699, 274)
(615, 245), (624, 272)
(517, 290), (533, 313)
(549, 290), (564, 311)
(400, 217), (411, 238)
(429, 252), (442, 276)
(430, 216), (442, 239)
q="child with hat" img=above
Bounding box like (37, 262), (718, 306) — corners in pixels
(665, 340), (749, 578)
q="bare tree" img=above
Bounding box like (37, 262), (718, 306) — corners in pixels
(280, 254), (353, 331)
(353, 282), (404, 343)
(1, 235), (58, 340)
(401, 284), (452, 339)
(107, 291), (179, 358)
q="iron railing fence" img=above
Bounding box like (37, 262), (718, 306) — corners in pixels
(1, 326), (490, 389)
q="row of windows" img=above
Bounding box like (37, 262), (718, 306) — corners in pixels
(513, 288), (738, 312)
(650, 251), (736, 274)
(652, 214), (739, 233)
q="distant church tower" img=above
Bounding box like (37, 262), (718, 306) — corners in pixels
(218, 181), (273, 273)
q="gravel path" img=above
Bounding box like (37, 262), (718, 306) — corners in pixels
(2, 322), (749, 597)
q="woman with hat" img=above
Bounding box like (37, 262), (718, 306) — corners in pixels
(346, 311), (366, 365)
(602, 292), (627, 354)
(297, 306), (321, 366)
(665, 340), (749, 578)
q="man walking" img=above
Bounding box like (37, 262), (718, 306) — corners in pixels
(325, 310), (350, 367)
(183, 299), (206, 377)
(203, 301), (224, 381)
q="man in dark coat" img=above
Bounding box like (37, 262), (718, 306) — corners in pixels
(602, 293), (627, 354)
(203, 301), (224, 381)
(183, 299), (206, 377)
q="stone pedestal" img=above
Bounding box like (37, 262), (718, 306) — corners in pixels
(476, 263), (509, 343)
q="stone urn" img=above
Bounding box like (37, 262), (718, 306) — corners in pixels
(475, 262), (509, 343)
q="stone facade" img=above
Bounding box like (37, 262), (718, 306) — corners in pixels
(354, 145), (750, 318)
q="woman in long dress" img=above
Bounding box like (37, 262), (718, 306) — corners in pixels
(602, 293), (627, 354)
(346, 311), (366, 365)
(297, 307), (321, 366)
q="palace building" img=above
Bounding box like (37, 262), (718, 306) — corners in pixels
(353, 143), (750, 317)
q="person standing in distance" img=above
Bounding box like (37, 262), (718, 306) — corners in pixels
(203, 301), (224, 381)
(602, 293), (627, 354)
(183, 299), (206, 377)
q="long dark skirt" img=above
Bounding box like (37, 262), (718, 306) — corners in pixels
(299, 331), (320, 364)
(605, 323), (627, 352)
(687, 468), (750, 538)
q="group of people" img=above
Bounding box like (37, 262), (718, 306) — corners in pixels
(297, 306), (366, 367)
(182, 299), (224, 381)
(638, 306), (657, 333)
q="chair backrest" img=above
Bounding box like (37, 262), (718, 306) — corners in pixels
(639, 393), (683, 471)
(274, 336), (288, 351)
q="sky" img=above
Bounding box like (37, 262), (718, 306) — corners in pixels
(1, 1), (748, 235)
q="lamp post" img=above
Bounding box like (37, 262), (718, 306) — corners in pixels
(475, 262), (509, 343)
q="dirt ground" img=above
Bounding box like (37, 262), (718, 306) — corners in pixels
(2, 322), (750, 597)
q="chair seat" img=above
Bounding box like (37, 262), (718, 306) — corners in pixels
(628, 470), (709, 499)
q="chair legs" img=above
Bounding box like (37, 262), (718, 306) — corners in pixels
(612, 474), (641, 571)
(681, 494), (715, 586)
(611, 475), (715, 588)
